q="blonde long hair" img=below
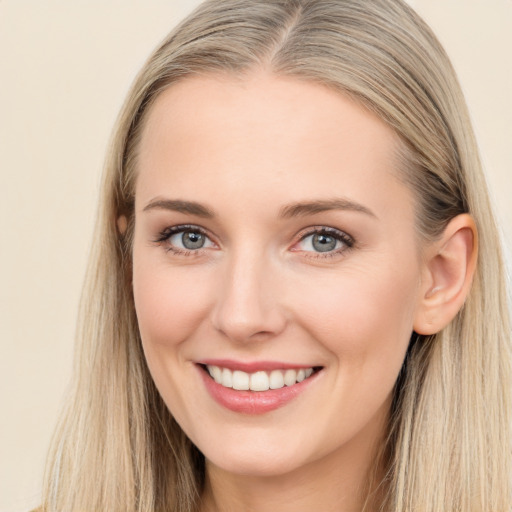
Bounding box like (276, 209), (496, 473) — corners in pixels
(42, 0), (511, 510)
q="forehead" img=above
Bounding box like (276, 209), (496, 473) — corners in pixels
(135, 71), (413, 223)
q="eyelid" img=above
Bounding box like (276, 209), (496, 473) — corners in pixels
(153, 224), (354, 258)
(153, 224), (217, 254)
(291, 226), (355, 256)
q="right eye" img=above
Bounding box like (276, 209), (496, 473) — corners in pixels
(156, 225), (216, 254)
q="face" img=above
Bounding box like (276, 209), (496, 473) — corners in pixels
(132, 72), (426, 478)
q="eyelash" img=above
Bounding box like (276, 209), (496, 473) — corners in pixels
(153, 224), (355, 258)
(153, 224), (213, 256)
(294, 226), (354, 258)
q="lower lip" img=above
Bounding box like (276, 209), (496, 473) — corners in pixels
(198, 366), (319, 414)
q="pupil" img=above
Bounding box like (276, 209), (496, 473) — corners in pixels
(182, 231), (205, 249)
(312, 233), (336, 252)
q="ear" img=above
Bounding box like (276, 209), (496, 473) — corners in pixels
(117, 215), (128, 235)
(413, 214), (478, 335)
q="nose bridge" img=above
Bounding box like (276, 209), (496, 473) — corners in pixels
(212, 245), (285, 342)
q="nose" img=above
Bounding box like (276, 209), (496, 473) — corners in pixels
(211, 251), (287, 343)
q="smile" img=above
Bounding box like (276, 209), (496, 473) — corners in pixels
(206, 365), (315, 391)
(197, 362), (323, 414)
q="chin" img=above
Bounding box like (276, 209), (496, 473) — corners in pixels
(206, 452), (304, 478)
(199, 432), (315, 478)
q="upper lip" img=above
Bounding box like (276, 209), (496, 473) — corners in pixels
(196, 359), (321, 373)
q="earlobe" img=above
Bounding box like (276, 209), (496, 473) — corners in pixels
(413, 214), (478, 335)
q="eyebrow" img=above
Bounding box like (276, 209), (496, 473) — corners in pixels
(142, 198), (214, 218)
(279, 198), (376, 219)
(142, 197), (376, 219)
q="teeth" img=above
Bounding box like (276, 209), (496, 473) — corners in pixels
(269, 370), (285, 389)
(232, 370), (249, 390)
(250, 371), (269, 391)
(210, 365), (222, 383)
(221, 367), (233, 388)
(206, 365), (316, 391)
(283, 369), (297, 386)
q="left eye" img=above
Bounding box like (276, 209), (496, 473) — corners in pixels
(296, 231), (351, 253)
(167, 229), (215, 250)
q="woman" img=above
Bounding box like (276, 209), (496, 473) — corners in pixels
(41, 0), (511, 510)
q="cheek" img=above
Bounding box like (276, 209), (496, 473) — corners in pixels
(132, 257), (213, 347)
(292, 259), (420, 373)
(284, 260), (420, 445)
(132, 252), (215, 425)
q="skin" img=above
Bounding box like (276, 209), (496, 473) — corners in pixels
(130, 72), (476, 511)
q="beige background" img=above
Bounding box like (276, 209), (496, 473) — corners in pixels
(0, 1), (510, 510)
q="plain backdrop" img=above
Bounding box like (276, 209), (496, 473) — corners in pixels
(1, 1), (510, 510)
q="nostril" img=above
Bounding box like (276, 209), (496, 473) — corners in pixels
(210, 274), (287, 342)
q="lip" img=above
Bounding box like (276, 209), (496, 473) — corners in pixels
(197, 358), (317, 373)
(196, 362), (321, 414)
